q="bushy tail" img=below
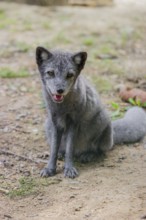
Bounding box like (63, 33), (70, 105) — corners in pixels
(112, 107), (146, 145)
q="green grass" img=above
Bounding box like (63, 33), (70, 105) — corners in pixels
(53, 32), (71, 44)
(119, 28), (143, 48)
(0, 18), (17, 29)
(8, 177), (37, 198)
(42, 22), (51, 30)
(22, 20), (33, 31)
(0, 9), (17, 29)
(128, 98), (146, 108)
(0, 9), (6, 19)
(8, 177), (62, 198)
(97, 44), (117, 56)
(0, 50), (12, 58)
(16, 42), (32, 53)
(96, 60), (124, 76)
(0, 68), (30, 78)
(91, 75), (113, 92)
(110, 102), (125, 120)
(83, 38), (94, 46)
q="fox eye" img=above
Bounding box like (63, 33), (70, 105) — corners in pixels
(66, 73), (74, 79)
(46, 71), (55, 77)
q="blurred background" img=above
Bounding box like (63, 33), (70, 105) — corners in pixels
(0, 0), (146, 89)
(1, 0), (113, 6)
(0, 1), (146, 219)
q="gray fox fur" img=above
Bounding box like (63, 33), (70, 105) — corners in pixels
(36, 46), (146, 178)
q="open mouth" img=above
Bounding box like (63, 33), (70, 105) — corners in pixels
(52, 94), (64, 103)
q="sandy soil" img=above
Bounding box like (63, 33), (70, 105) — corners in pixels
(0, 0), (146, 219)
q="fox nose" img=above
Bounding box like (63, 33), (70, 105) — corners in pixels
(57, 89), (64, 94)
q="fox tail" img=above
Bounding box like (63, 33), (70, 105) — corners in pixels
(112, 107), (146, 145)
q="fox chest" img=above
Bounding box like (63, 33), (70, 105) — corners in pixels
(52, 111), (79, 131)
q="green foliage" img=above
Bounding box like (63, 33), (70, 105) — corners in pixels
(0, 68), (30, 78)
(91, 76), (113, 92)
(0, 9), (16, 29)
(42, 22), (51, 30)
(83, 38), (94, 46)
(119, 28), (143, 48)
(16, 42), (31, 53)
(128, 98), (146, 107)
(23, 20), (33, 31)
(111, 102), (126, 120)
(111, 102), (120, 110)
(98, 44), (117, 55)
(8, 177), (37, 198)
(0, 9), (6, 19)
(8, 177), (62, 198)
(53, 32), (71, 44)
(96, 60), (124, 76)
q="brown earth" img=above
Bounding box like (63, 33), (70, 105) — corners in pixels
(0, 0), (146, 219)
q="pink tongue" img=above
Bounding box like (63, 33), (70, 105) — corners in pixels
(54, 95), (63, 101)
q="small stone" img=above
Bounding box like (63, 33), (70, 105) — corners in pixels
(32, 120), (39, 125)
(24, 171), (31, 176)
(20, 86), (28, 92)
(32, 128), (39, 135)
(16, 113), (27, 120)
(3, 126), (9, 133)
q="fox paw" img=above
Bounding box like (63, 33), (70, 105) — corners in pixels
(64, 166), (78, 178)
(58, 152), (65, 160)
(79, 152), (97, 163)
(40, 167), (56, 177)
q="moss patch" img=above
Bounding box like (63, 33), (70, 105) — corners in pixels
(0, 68), (30, 78)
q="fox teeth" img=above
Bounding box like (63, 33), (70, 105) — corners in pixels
(53, 94), (64, 102)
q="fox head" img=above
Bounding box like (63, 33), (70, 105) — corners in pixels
(36, 47), (87, 103)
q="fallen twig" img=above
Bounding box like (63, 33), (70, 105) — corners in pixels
(96, 54), (118, 60)
(0, 187), (9, 194)
(0, 150), (47, 164)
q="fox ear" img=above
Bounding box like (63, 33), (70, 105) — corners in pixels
(72, 52), (87, 70)
(36, 47), (53, 65)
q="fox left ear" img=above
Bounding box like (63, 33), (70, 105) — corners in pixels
(72, 52), (87, 70)
(36, 46), (53, 66)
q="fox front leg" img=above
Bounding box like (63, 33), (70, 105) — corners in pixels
(40, 121), (63, 177)
(64, 126), (78, 178)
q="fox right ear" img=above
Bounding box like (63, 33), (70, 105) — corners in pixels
(36, 47), (52, 65)
(72, 52), (87, 71)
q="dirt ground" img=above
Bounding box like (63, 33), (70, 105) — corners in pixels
(0, 0), (146, 219)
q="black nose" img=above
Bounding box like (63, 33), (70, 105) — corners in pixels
(57, 89), (64, 94)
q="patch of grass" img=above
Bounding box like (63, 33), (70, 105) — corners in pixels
(0, 9), (17, 29)
(96, 44), (117, 57)
(59, 14), (72, 21)
(97, 60), (124, 76)
(110, 102), (125, 120)
(43, 42), (52, 49)
(53, 32), (71, 44)
(38, 178), (62, 186)
(83, 38), (94, 46)
(16, 42), (32, 53)
(23, 21), (33, 31)
(0, 18), (17, 29)
(8, 177), (37, 198)
(119, 28), (142, 48)
(0, 50), (12, 58)
(0, 9), (6, 19)
(0, 68), (30, 78)
(91, 75), (113, 92)
(8, 177), (62, 198)
(128, 98), (146, 108)
(42, 22), (51, 30)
